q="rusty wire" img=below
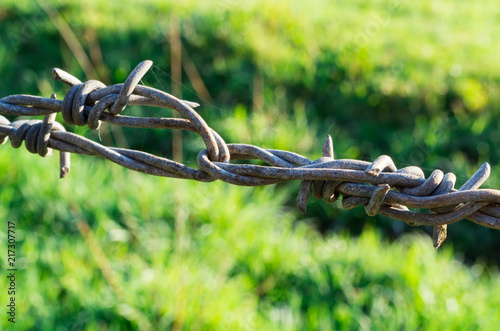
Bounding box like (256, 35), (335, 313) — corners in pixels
(1, 60), (499, 248)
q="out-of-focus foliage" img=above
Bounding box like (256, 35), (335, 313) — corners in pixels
(0, 147), (499, 330)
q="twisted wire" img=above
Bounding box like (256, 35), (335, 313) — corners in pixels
(1, 60), (499, 248)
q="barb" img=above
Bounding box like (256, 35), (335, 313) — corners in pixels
(1, 60), (499, 249)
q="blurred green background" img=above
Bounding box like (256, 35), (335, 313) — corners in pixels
(1, 0), (500, 329)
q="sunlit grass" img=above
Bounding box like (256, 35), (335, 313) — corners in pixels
(0, 147), (499, 330)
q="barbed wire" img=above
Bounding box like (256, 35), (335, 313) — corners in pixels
(1, 60), (499, 248)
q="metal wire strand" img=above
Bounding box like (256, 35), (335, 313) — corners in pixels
(1, 60), (499, 249)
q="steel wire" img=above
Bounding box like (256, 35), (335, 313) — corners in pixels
(1, 60), (499, 248)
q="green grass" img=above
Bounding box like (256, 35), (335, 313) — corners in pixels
(2, 0), (500, 106)
(0, 147), (499, 330)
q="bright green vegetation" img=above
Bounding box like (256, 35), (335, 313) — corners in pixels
(1, 0), (500, 329)
(0, 147), (499, 330)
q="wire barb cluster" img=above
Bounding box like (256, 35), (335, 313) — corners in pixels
(1, 60), (499, 248)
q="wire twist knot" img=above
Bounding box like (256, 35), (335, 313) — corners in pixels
(0, 100), (70, 177)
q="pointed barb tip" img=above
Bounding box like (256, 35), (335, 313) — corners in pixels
(433, 225), (448, 249)
(322, 135), (334, 159)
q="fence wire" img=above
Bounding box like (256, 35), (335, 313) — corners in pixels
(1, 60), (499, 248)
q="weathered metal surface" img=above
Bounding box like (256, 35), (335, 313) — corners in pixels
(1, 60), (499, 248)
